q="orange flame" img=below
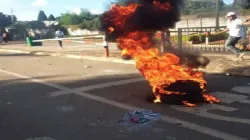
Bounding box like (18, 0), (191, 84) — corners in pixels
(108, 27), (115, 33)
(106, 3), (139, 31)
(154, 95), (162, 103)
(153, 1), (173, 11)
(118, 32), (208, 99)
(203, 93), (220, 103)
(182, 101), (197, 107)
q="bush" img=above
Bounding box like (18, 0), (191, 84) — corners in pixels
(188, 33), (206, 44)
(188, 32), (228, 44)
(209, 32), (229, 42)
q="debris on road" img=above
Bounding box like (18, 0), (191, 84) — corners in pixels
(56, 105), (75, 113)
(226, 73), (231, 76)
(6, 102), (12, 105)
(84, 65), (92, 68)
(119, 110), (162, 124)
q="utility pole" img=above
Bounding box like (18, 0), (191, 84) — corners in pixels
(11, 8), (14, 23)
(215, 0), (220, 29)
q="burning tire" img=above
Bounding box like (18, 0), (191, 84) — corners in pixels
(147, 80), (206, 105)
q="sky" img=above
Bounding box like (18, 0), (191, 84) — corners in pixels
(0, 0), (110, 21)
(0, 0), (234, 21)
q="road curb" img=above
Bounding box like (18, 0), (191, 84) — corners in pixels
(0, 49), (135, 65)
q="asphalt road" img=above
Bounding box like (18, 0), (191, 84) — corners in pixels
(0, 52), (250, 140)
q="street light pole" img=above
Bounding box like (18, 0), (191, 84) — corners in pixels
(216, 0), (220, 29)
(11, 8), (14, 23)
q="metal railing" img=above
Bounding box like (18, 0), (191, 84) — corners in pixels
(176, 26), (231, 52)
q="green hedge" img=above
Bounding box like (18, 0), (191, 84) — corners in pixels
(188, 32), (229, 44)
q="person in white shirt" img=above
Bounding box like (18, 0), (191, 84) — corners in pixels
(55, 29), (64, 48)
(219, 12), (250, 59)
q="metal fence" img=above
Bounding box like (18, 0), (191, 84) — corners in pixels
(169, 26), (249, 52)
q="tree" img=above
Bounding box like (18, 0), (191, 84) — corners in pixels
(0, 12), (17, 27)
(48, 14), (56, 21)
(233, 0), (250, 9)
(181, 0), (225, 15)
(58, 9), (101, 31)
(38, 10), (48, 21)
(59, 9), (100, 25)
(59, 13), (81, 25)
(78, 9), (99, 21)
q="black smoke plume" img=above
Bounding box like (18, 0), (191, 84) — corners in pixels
(100, 0), (184, 41)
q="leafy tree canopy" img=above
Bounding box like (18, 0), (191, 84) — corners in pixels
(48, 14), (56, 21)
(0, 12), (17, 27)
(38, 10), (48, 21)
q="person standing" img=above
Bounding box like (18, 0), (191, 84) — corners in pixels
(0, 32), (2, 43)
(2, 31), (8, 43)
(217, 12), (250, 59)
(55, 29), (64, 48)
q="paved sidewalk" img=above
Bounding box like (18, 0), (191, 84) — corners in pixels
(201, 54), (250, 76)
(1, 42), (250, 76)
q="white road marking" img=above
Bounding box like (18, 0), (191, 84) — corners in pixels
(0, 69), (247, 140)
(210, 91), (250, 104)
(49, 77), (145, 97)
(172, 91), (250, 124)
(72, 40), (85, 43)
(25, 137), (56, 140)
(102, 69), (122, 73)
(172, 105), (250, 125)
(0, 69), (69, 90)
(0, 49), (30, 54)
(232, 87), (250, 94)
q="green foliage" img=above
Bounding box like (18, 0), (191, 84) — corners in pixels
(9, 21), (45, 34)
(48, 14), (56, 21)
(188, 32), (229, 44)
(38, 10), (48, 21)
(28, 21), (46, 29)
(8, 21), (52, 40)
(233, 0), (250, 9)
(59, 9), (101, 31)
(182, 0), (224, 15)
(59, 13), (81, 25)
(0, 12), (17, 27)
(171, 35), (189, 43)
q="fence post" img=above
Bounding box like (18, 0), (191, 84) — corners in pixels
(177, 28), (182, 50)
(161, 28), (171, 53)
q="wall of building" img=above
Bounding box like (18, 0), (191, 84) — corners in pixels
(172, 16), (248, 29)
(67, 28), (100, 36)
